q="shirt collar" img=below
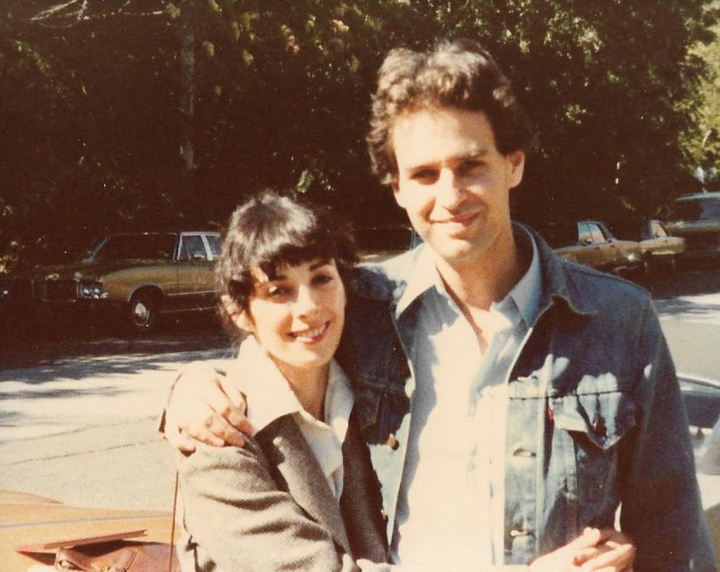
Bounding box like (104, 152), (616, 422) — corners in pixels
(396, 226), (542, 328)
(229, 336), (353, 435)
(505, 226), (541, 327)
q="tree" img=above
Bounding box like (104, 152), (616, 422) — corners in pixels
(1, 0), (718, 271)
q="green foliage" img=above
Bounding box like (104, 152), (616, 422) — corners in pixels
(1, 0), (718, 269)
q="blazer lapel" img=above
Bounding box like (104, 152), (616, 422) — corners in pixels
(259, 416), (352, 555)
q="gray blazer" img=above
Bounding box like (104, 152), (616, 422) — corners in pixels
(177, 410), (388, 572)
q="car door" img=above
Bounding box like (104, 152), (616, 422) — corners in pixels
(587, 222), (617, 270)
(176, 233), (213, 310)
(576, 222), (604, 269)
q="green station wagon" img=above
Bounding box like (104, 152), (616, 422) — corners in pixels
(0, 231), (220, 333)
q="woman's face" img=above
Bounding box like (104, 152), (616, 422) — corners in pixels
(241, 258), (346, 383)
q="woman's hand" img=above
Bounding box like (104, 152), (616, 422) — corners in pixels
(164, 362), (252, 452)
(530, 527), (635, 572)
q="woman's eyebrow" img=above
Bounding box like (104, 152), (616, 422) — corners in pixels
(309, 259), (331, 271)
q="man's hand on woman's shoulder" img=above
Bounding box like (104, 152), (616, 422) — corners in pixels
(164, 361), (252, 452)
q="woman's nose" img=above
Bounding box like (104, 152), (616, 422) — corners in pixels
(294, 285), (320, 317)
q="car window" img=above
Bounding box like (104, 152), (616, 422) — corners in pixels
(179, 235), (208, 261)
(92, 234), (178, 261)
(578, 223), (592, 244)
(588, 224), (606, 242)
(670, 197), (720, 222)
(650, 221), (667, 238)
(204, 234), (221, 259)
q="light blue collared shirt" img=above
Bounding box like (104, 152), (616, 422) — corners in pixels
(391, 228), (542, 571)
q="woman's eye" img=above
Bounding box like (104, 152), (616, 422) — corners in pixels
(267, 286), (291, 298)
(312, 273), (334, 286)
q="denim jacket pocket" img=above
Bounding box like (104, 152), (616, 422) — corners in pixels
(551, 391), (636, 502)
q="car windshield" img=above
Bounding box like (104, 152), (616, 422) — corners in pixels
(670, 197), (720, 222)
(89, 234), (178, 261)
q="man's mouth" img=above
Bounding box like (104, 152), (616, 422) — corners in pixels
(434, 211), (479, 226)
(290, 322), (330, 343)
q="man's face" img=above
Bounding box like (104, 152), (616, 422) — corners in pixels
(391, 106), (525, 267)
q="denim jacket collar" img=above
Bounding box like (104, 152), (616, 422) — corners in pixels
(352, 222), (597, 324)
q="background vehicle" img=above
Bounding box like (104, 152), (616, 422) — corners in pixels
(537, 220), (644, 277)
(614, 219), (686, 274)
(679, 372), (720, 565)
(665, 191), (720, 261)
(0, 231), (220, 334)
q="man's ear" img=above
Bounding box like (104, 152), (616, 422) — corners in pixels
(221, 295), (253, 333)
(507, 150), (525, 189)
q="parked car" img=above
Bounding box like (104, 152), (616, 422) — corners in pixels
(679, 372), (720, 565)
(0, 231), (220, 333)
(614, 219), (687, 273)
(356, 224), (422, 263)
(537, 220), (644, 277)
(665, 191), (720, 261)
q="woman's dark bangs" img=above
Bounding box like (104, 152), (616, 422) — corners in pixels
(251, 222), (335, 280)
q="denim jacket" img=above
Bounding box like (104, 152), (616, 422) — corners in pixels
(335, 225), (717, 572)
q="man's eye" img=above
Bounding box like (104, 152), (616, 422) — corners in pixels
(411, 169), (437, 183)
(458, 161), (483, 176)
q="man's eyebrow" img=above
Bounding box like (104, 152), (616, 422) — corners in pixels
(405, 149), (489, 172)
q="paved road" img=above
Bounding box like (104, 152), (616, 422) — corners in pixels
(1, 267), (719, 513)
(0, 320), (237, 511)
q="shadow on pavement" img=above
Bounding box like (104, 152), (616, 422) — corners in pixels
(0, 312), (237, 370)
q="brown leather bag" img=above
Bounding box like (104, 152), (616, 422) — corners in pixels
(53, 474), (181, 572)
(55, 541), (180, 572)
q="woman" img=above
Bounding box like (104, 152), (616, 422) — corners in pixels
(176, 189), (388, 572)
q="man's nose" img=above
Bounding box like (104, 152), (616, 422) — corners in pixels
(436, 168), (465, 210)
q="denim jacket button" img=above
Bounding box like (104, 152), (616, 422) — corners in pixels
(511, 444), (536, 458)
(386, 434), (400, 450)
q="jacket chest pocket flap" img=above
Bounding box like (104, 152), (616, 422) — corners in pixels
(551, 391), (637, 500)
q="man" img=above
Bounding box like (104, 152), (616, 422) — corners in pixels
(163, 39), (715, 571)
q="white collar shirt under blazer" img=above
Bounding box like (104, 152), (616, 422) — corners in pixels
(228, 336), (355, 500)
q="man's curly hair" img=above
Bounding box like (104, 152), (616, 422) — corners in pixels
(367, 38), (535, 185)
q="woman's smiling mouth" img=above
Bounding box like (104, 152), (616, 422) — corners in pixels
(290, 322), (330, 343)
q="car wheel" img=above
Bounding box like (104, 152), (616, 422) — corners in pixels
(128, 291), (157, 333)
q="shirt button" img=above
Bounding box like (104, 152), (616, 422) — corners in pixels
(385, 434), (400, 450)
